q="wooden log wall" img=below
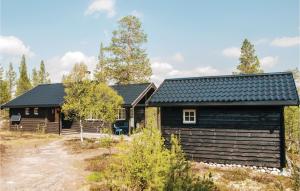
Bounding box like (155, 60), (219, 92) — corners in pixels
(161, 106), (283, 168)
(69, 121), (111, 133)
(10, 118), (59, 134)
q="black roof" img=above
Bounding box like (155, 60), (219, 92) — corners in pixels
(111, 83), (154, 106)
(1, 83), (155, 108)
(148, 72), (299, 106)
(2, 83), (65, 108)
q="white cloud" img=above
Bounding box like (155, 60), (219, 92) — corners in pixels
(85, 0), (116, 18)
(46, 51), (97, 82)
(151, 61), (220, 85)
(271, 36), (300, 47)
(222, 47), (240, 58)
(260, 56), (279, 68)
(130, 10), (143, 18)
(172, 52), (184, 62)
(0, 36), (34, 58)
(254, 38), (269, 45)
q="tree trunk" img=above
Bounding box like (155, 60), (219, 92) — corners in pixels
(80, 119), (83, 142)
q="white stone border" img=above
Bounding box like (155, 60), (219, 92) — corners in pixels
(197, 162), (291, 176)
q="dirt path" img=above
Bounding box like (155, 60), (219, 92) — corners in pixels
(0, 139), (94, 191)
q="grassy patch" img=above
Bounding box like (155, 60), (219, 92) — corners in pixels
(64, 138), (99, 153)
(85, 154), (115, 171)
(87, 172), (103, 182)
(0, 130), (59, 149)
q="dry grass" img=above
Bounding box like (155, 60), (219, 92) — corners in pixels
(63, 137), (120, 154)
(0, 130), (59, 150)
(64, 138), (99, 153)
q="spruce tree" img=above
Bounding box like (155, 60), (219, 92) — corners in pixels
(236, 39), (263, 74)
(6, 62), (16, 98)
(94, 42), (110, 83)
(38, 60), (50, 84)
(16, 55), (32, 96)
(32, 68), (39, 87)
(105, 15), (152, 84)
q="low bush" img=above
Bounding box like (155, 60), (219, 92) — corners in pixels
(90, 127), (218, 191)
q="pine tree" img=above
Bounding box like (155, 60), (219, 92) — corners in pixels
(236, 39), (263, 74)
(105, 15), (152, 84)
(16, 55), (32, 96)
(38, 60), (50, 84)
(31, 68), (39, 87)
(0, 65), (11, 104)
(6, 62), (16, 98)
(94, 42), (110, 83)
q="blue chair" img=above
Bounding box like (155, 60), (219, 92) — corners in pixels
(113, 124), (123, 135)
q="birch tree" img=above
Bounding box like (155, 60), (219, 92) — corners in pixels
(62, 63), (122, 142)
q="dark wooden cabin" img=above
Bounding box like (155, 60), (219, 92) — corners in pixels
(148, 72), (299, 168)
(1, 83), (64, 134)
(1, 83), (156, 135)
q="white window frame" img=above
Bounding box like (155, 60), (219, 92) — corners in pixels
(117, 108), (126, 120)
(25, 108), (30, 115)
(183, 109), (196, 124)
(34, 108), (39, 115)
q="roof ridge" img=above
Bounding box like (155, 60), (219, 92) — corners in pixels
(37, 83), (63, 86)
(164, 72), (293, 81)
(110, 82), (151, 86)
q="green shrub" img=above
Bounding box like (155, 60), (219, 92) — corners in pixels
(36, 123), (46, 134)
(95, 127), (217, 191)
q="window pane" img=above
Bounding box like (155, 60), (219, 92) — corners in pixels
(190, 112), (195, 117)
(184, 112), (189, 117)
(185, 116), (189, 121)
(190, 116), (195, 121)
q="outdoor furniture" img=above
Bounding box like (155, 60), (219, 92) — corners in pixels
(113, 124), (123, 135)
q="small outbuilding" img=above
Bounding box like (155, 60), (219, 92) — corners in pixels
(148, 72), (299, 168)
(1, 82), (156, 134)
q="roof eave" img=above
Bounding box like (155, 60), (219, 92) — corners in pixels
(147, 100), (299, 107)
(1, 104), (62, 109)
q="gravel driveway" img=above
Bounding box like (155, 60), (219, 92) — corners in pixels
(0, 139), (88, 191)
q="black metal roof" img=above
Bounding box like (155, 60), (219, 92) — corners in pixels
(148, 72), (299, 106)
(1, 83), (155, 108)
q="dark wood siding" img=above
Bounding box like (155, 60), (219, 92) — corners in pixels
(9, 107), (60, 134)
(10, 107), (56, 122)
(161, 106), (283, 168)
(134, 106), (145, 126)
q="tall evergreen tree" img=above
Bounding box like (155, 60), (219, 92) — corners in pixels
(105, 15), (152, 84)
(0, 65), (3, 81)
(31, 68), (39, 87)
(38, 60), (51, 84)
(0, 65), (11, 104)
(6, 62), (16, 98)
(94, 42), (110, 84)
(16, 55), (32, 96)
(236, 39), (263, 74)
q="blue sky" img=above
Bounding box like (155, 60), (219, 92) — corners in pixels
(1, 0), (299, 84)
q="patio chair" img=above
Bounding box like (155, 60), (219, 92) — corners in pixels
(113, 124), (123, 135)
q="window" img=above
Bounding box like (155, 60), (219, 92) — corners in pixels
(117, 108), (126, 120)
(25, 108), (30, 115)
(34, 108), (38, 115)
(183, 109), (196, 124)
